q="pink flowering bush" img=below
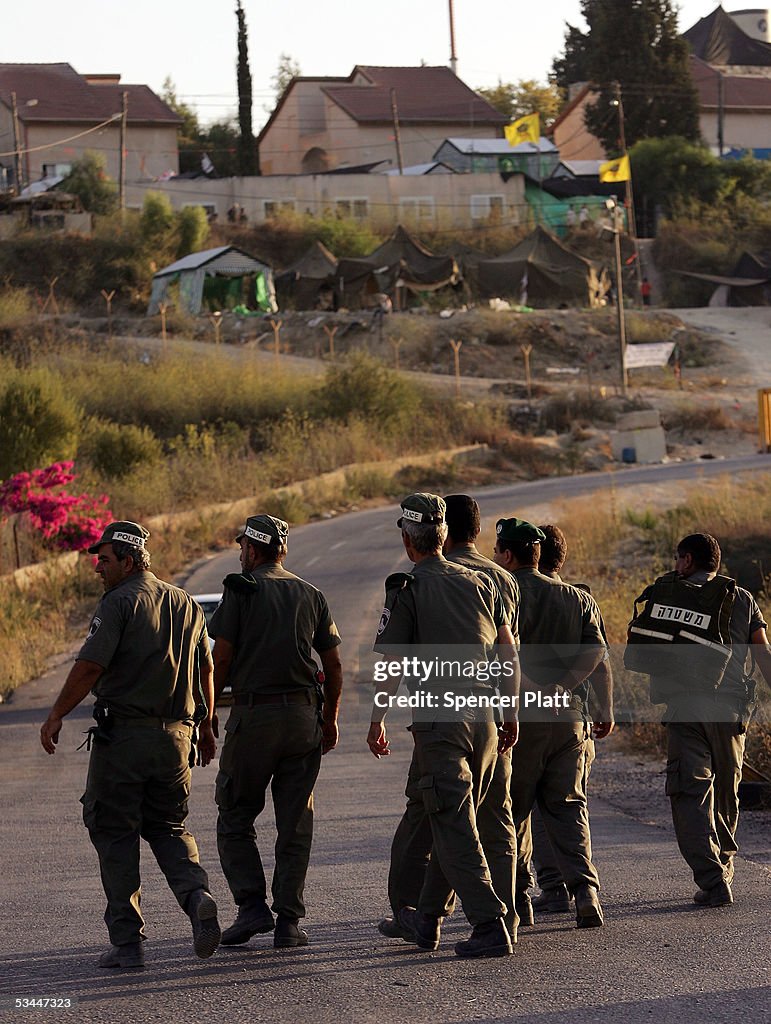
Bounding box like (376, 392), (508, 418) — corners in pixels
(0, 462), (112, 553)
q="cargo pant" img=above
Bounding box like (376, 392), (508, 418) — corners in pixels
(388, 732), (517, 933)
(411, 721), (509, 927)
(510, 714), (601, 896)
(216, 703), (322, 920)
(81, 720), (210, 947)
(665, 698), (746, 891)
(531, 737), (596, 893)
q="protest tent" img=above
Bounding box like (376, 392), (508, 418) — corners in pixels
(275, 241), (338, 310)
(467, 226), (607, 307)
(147, 245), (277, 315)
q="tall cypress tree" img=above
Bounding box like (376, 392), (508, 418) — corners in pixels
(552, 0), (701, 154)
(236, 1), (257, 175)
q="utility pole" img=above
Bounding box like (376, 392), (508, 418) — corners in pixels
(390, 89), (404, 174)
(448, 0), (458, 75)
(609, 198), (628, 396)
(612, 81), (642, 300)
(119, 90), (128, 210)
(717, 72), (725, 157)
(11, 91), (23, 194)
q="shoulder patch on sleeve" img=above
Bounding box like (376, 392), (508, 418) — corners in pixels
(376, 607), (391, 636)
(384, 572), (414, 593)
(86, 616), (102, 640)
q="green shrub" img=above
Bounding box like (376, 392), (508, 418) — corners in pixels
(60, 151), (118, 216)
(0, 369), (80, 478)
(0, 286), (34, 328)
(79, 419), (163, 478)
(312, 353), (420, 429)
(176, 205), (209, 257)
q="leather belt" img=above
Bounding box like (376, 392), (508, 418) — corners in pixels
(232, 690), (313, 707)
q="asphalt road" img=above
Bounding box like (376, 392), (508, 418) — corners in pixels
(2, 456), (770, 1024)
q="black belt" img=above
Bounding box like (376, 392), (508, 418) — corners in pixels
(232, 691), (313, 707)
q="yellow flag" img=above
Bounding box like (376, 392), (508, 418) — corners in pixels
(599, 154), (631, 183)
(504, 113), (540, 147)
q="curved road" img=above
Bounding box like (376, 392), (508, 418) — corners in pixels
(1, 454), (769, 1023)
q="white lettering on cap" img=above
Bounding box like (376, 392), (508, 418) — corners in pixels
(112, 531), (145, 547)
(401, 507), (423, 523)
(245, 525), (273, 544)
(496, 523), (503, 534)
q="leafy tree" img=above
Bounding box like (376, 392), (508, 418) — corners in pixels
(551, 23), (592, 93)
(176, 204), (209, 257)
(139, 191), (176, 261)
(552, 0), (700, 153)
(271, 53), (301, 101)
(631, 137), (771, 229)
(199, 121), (241, 177)
(161, 76), (200, 143)
(0, 372), (80, 478)
(631, 137), (722, 219)
(60, 151), (117, 216)
(477, 79), (563, 127)
(235, 1), (257, 175)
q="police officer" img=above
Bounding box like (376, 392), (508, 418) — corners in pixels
(40, 521), (220, 970)
(529, 524), (614, 916)
(376, 494), (520, 942)
(493, 517), (607, 929)
(210, 514), (343, 949)
(369, 493), (519, 958)
(650, 533), (771, 906)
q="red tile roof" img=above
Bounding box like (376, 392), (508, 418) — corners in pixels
(322, 66), (506, 125)
(690, 54), (771, 109)
(0, 63), (181, 124)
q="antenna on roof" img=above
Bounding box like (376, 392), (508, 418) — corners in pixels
(449, 0), (458, 75)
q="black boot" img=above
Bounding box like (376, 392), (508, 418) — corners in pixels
(455, 918), (513, 958)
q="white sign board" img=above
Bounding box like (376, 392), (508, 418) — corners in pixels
(626, 342), (676, 369)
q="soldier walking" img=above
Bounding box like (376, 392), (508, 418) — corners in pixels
(493, 517), (609, 929)
(368, 493), (519, 958)
(210, 515), (343, 949)
(40, 521), (220, 970)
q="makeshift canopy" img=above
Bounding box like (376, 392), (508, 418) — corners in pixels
(275, 241), (338, 310)
(679, 250), (771, 306)
(465, 226), (607, 308)
(147, 245), (277, 316)
(331, 225), (459, 309)
(366, 225), (458, 291)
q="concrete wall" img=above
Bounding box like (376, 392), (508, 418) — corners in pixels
(126, 171), (527, 232)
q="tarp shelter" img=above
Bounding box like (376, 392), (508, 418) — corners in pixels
(147, 246), (277, 316)
(366, 225), (458, 291)
(333, 256), (396, 309)
(275, 241), (338, 310)
(466, 226), (608, 308)
(678, 251), (771, 306)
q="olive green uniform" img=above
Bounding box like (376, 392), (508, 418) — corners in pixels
(384, 545), (520, 928)
(376, 555), (514, 927)
(510, 567), (605, 898)
(78, 572), (211, 947)
(530, 571), (605, 895)
(210, 563), (341, 921)
(660, 571), (765, 890)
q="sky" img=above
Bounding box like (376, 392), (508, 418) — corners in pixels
(2, 1), (718, 130)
